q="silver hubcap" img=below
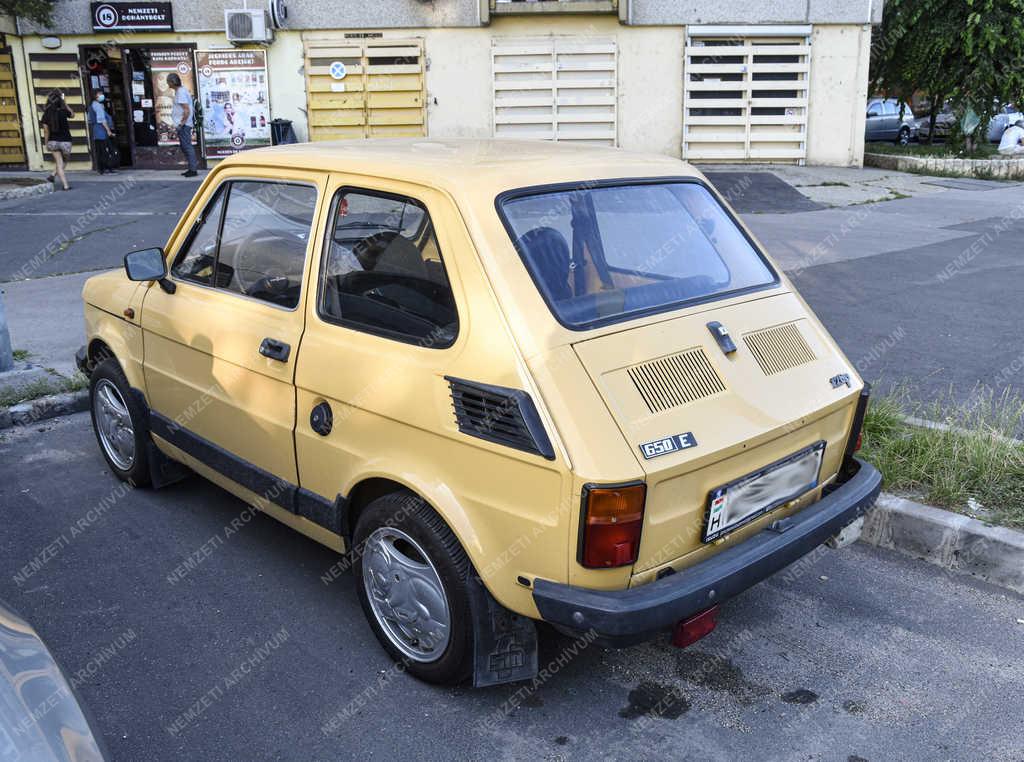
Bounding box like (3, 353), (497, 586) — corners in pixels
(93, 379), (135, 471)
(362, 527), (451, 662)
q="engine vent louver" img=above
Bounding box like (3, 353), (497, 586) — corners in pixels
(743, 321), (816, 376)
(446, 376), (555, 460)
(627, 347), (726, 415)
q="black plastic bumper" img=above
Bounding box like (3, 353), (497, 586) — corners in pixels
(532, 458), (882, 647)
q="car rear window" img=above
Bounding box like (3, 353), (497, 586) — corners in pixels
(498, 181), (778, 329)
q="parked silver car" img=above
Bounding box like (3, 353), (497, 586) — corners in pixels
(916, 102), (1022, 143)
(865, 98), (917, 144)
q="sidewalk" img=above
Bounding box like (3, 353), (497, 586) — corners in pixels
(0, 168), (210, 183)
(1, 271), (92, 377)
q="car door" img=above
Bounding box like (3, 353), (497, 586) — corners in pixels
(292, 176), (466, 529)
(140, 168), (326, 500)
(865, 100), (883, 141)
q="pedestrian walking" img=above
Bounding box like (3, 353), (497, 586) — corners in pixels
(40, 90), (73, 191)
(88, 91), (118, 174)
(166, 73), (198, 177)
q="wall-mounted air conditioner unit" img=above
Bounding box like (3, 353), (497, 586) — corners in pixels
(225, 9), (273, 44)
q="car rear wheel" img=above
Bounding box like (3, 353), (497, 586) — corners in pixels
(353, 492), (473, 684)
(89, 358), (151, 486)
(896, 126), (911, 145)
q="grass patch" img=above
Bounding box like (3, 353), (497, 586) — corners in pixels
(11, 349), (30, 361)
(860, 386), (1024, 529)
(866, 141), (1000, 159)
(0, 373), (89, 407)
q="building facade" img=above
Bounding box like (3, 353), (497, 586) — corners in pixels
(0, 0), (883, 172)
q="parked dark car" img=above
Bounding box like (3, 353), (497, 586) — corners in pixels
(865, 98), (916, 144)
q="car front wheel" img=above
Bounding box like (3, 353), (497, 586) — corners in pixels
(88, 358), (151, 486)
(896, 126), (911, 145)
(353, 492), (473, 684)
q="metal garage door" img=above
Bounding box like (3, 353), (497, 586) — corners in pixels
(0, 47), (26, 168)
(304, 37), (425, 141)
(492, 37), (617, 145)
(29, 52), (91, 170)
(683, 26), (811, 163)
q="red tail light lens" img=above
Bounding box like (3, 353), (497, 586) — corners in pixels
(671, 605), (719, 648)
(579, 483), (646, 568)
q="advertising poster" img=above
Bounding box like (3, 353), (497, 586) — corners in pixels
(149, 48), (197, 146)
(195, 50), (271, 158)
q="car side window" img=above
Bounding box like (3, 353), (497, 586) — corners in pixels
(318, 189), (458, 348)
(171, 188), (227, 285)
(170, 180), (317, 309)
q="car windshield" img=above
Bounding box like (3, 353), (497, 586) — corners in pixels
(498, 181), (778, 329)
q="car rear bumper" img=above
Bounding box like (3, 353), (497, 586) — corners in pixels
(532, 458), (882, 647)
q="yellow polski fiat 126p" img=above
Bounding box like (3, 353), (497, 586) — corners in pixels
(77, 139), (881, 687)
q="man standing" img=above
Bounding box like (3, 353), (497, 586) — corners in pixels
(166, 72), (198, 177)
(88, 91), (117, 175)
(998, 119), (1024, 156)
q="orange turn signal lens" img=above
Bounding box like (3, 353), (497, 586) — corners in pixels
(579, 483), (646, 569)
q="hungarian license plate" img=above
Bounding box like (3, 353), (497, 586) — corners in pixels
(703, 441), (826, 543)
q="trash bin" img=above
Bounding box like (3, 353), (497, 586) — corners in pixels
(270, 118), (298, 146)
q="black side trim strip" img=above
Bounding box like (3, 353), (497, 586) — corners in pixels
(295, 488), (344, 536)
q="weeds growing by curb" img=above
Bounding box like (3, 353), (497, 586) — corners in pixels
(0, 373), (89, 407)
(860, 386), (1024, 530)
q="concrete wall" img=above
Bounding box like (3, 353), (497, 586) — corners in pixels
(632, 0), (882, 25)
(420, 16), (684, 156)
(806, 24), (871, 166)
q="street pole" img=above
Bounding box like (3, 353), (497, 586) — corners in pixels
(0, 290), (13, 372)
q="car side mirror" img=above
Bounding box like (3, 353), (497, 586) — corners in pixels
(867, 110), (879, 118)
(124, 247), (175, 294)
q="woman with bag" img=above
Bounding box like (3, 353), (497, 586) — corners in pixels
(88, 90), (118, 174)
(40, 90), (73, 191)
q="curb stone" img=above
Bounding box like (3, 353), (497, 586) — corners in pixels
(861, 493), (1024, 594)
(0, 181), (53, 202)
(1, 389), (89, 430)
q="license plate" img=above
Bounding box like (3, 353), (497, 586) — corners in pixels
(703, 441), (826, 543)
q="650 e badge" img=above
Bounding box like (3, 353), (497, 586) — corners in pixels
(639, 432), (698, 460)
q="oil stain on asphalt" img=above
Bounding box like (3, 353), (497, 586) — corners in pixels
(780, 688), (819, 705)
(675, 650), (771, 705)
(618, 681), (691, 720)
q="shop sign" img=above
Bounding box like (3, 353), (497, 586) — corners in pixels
(91, 2), (174, 32)
(194, 50), (271, 158)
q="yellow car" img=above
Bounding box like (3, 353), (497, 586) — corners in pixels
(77, 139), (880, 686)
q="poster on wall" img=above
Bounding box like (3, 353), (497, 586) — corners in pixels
(149, 48), (197, 146)
(194, 50), (271, 158)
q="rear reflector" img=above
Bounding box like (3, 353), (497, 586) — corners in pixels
(671, 605), (719, 648)
(579, 483), (646, 569)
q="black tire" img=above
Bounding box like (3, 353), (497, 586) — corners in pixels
(88, 357), (151, 486)
(353, 492), (473, 685)
(896, 126), (911, 145)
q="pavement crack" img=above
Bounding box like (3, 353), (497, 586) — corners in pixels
(52, 219), (137, 257)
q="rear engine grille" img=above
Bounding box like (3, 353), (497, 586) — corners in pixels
(627, 347), (726, 414)
(743, 321), (816, 375)
(446, 377), (555, 460)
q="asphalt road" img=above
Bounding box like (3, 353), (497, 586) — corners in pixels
(1, 414), (1022, 761)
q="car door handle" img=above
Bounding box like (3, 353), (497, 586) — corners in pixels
(259, 338), (291, 362)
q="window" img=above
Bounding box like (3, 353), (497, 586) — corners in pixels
(170, 180), (317, 309)
(499, 180), (778, 330)
(881, 101), (897, 116)
(318, 189), (458, 347)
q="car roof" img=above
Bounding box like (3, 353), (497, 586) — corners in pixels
(217, 138), (698, 198)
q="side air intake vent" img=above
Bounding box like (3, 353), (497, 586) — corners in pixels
(446, 377), (555, 460)
(627, 348), (726, 415)
(743, 321), (816, 375)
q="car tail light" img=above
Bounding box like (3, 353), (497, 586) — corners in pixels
(671, 605), (719, 648)
(578, 482), (646, 568)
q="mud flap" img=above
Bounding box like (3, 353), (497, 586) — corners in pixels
(468, 575), (538, 687)
(146, 441), (192, 489)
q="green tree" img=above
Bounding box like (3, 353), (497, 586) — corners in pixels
(0, 0), (54, 26)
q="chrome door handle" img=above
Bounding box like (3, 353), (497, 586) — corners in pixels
(259, 337), (290, 362)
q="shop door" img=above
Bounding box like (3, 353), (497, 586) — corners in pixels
(491, 37), (617, 146)
(304, 37), (425, 140)
(28, 52), (91, 170)
(0, 46), (26, 168)
(683, 27), (811, 163)
(123, 44), (204, 170)
(80, 46), (132, 168)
